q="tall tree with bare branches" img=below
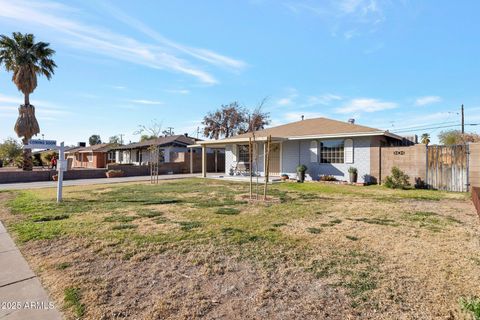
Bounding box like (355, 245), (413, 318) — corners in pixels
(0, 32), (57, 170)
(202, 102), (247, 139)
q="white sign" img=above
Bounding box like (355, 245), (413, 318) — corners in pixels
(57, 160), (68, 172)
(25, 139), (57, 150)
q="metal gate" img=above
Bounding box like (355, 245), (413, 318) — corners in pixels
(426, 145), (469, 192)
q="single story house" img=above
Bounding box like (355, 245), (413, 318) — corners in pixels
(65, 143), (115, 169)
(111, 135), (203, 165)
(196, 117), (406, 183)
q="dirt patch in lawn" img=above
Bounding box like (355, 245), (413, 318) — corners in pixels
(24, 239), (350, 320)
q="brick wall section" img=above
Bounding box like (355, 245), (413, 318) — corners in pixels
(469, 143), (480, 188)
(379, 145), (427, 183)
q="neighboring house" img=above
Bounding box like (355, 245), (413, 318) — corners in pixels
(111, 135), (200, 165)
(197, 117), (405, 183)
(65, 143), (115, 169)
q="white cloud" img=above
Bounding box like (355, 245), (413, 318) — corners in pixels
(275, 88), (298, 107)
(336, 98), (397, 114)
(0, 0), (246, 85)
(111, 85), (126, 90)
(100, 2), (247, 71)
(165, 89), (190, 95)
(277, 98), (293, 106)
(306, 94), (342, 106)
(0, 94), (71, 120)
(284, 0), (386, 39)
(129, 99), (163, 105)
(415, 96), (442, 106)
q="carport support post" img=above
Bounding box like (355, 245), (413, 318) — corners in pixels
(201, 145), (207, 178)
(57, 142), (64, 203)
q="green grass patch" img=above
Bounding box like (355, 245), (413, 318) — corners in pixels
(64, 287), (85, 318)
(104, 215), (136, 223)
(111, 223), (137, 230)
(118, 198), (180, 205)
(272, 222), (287, 227)
(55, 262), (71, 270)
(31, 214), (69, 222)
(215, 207), (241, 215)
(306, 227), (321, 234)
(349, 217), (399, 227)
(12, 221), (64, 242)
(460, 297), (480, 320)
(137, 209), (163, 218)
(178, 221), (202, 231)
(153, 216), (169, 224)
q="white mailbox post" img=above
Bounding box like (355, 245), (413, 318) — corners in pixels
(25, 139), (65, 203)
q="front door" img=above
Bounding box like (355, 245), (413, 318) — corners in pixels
(268, 143), (281, 176)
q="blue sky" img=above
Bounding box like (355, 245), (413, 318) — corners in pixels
(0, 0), (479, 145)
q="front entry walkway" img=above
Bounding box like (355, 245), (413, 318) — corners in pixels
(0, 222), (63, 319)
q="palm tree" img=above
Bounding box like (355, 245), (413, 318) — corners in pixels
(0, 32), (57, 170)
(421, 133), (431, 145)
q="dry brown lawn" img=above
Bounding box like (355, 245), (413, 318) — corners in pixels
(0, 179), (479, 319)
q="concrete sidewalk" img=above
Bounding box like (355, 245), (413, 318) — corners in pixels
(0, 173), (200, 190)
(0, 222), (63, 319)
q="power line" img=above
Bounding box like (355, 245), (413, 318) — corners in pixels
(389, 120), (459, 132)
(391, 123), (479, 134)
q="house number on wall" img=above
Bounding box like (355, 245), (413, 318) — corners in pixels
(394, 151), (405, 155)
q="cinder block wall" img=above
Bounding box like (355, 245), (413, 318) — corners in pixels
(379, 145), (427, 183)
(470, 143), (480, 188)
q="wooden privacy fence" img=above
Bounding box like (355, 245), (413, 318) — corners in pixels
(379, 144), (475, 192)
(426, 145), (469, 192)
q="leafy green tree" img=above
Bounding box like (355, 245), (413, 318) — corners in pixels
(438, 130), (480, 145)
(0, 138), (23, 167)
(89, 135), (102, 145)
(140, 135), (157, 142)
(0, 32), (57, 171)
(109, 135), (122, 144)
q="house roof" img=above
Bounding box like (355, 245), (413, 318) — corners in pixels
(113, 135), (197, 150)
(65, 143), (114, 154)
(197, 117), (403, 145)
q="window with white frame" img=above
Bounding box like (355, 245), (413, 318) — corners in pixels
(237, 145), (250, 163)
(87, 153), (93, 162)
(320, 140), (344, 163)
(108, 151), (115, 161)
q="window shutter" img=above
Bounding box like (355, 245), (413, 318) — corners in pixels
(310, 140), (318, 163)
(232, 145), (237, 162)
(344, 139), (354, 163)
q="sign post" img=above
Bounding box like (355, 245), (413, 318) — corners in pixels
(24, 139), (65, 203)
(56, 142), (65, 203)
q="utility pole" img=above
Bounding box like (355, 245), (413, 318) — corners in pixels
(461, 104), (465, 134)
(196, 127), (200, 139)
(167, 127), (174, 136)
